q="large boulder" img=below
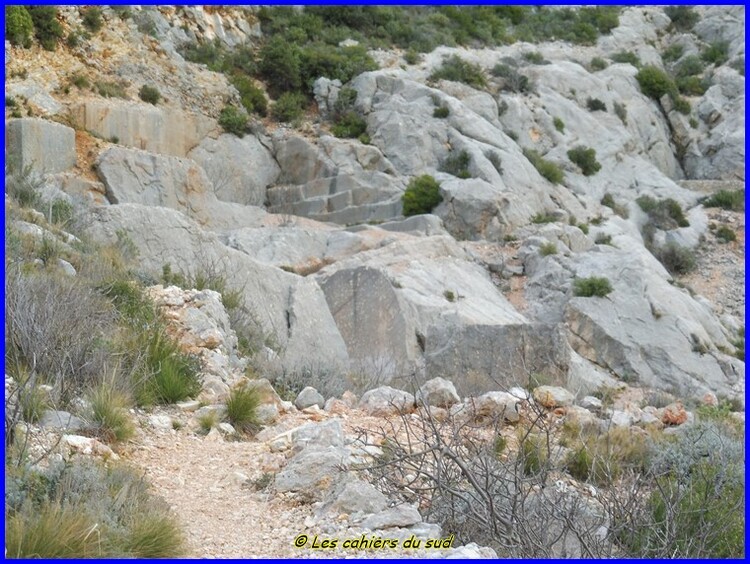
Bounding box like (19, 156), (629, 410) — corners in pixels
(188, 133), (280, 206)
(84, 204), (350, 377)
(71, 100), (216, 158)
(5, 118), (76, 174)
(274, 446), (349, 499)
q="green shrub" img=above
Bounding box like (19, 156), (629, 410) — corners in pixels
(539, 242), (557, 256)
(71, 74), (90, 89)
(137, 327), (201, 405)
(433, 106), (450, 118)
(66, 32), (81, 48)
(674, 55), (705, 78)
(404, 49), (420, 64)
(440, 149), (471, 179)
(701, 189), (744, 211)
(701, 41), (729, 66)
(568, 146), (601, 176)
(225, 385), (261, 433)
(578, 223), (590, 235)
(138, 85), (161, 105)
(665, 5), (699, 31)
(6, 164), (42, 208)
(613, 101), (628, 125)
(443, 289), (456, 302)
(553, 116), (565, 133)
(676, 75), (708, 96)
(654, 243), (695, 275)
(218, 106), (248, 137)
(636, 65), (677, 100)
(523, 148), (563, 184)
(523, 51), (548, 65)
(586, 97), (607, 112)
(492, 63), (532, 93)
(81, 6), (103, 33)
(662, 43), (685, 63)
(299, 43), (377, 91)
(112, 6), (132, 20)
(230, 74), (268, 116)
(521, 434), (547, 476)
(96, 80), (128, 99)
(402, 175), (442, 217)
(331, 111), (367, 138)
(573, 276), (613, 297)
(19, 384), (48, 424)
(5, 6), (34, 48)
(590, 57), (608, 71)
(89, 383), (135, 443)
(27, 6), (64, 51)
(429, 55), (487, 88)
(48, 199), (74, 225)
(716, 225), (736, 243)
(531, 212), (557, 224)
(637, 196), (689, 229)
(611, 50), (640, 67)
(258, 36), (302, 97)
(272, 91), (306, 123)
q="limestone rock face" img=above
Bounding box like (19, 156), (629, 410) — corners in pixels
(5, 118), (76, 174)
(85, 204), (350, 377)
(71, 100), (216, 158)
(188, 133), (280, 206)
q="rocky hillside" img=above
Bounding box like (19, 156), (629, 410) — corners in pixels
(4, 5), (745, 559)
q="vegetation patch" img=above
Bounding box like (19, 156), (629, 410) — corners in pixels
(701, 189), (744, 211)
(402, 175), (442, 217)
(429, 55), (487, 88)
(523, 148), (563, 184)
(568, 146), (601, 176)
(440, 149), (472, 179)
(573, 276), (613, 297)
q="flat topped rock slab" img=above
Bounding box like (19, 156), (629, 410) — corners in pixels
(5, 118), (76, 175)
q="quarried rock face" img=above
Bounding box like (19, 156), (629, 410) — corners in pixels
(5, 118), (76, 174)
(71, 100), (216, 158)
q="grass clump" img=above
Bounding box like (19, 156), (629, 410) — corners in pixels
(402, 175), (442, 217)
(573, 276), (613, 297)
(701, 189), (744, 211)
(492, 63), (533, 93)
(665, 6), (699, 31)
(531, 212), (557, 224)
(443, 290), (456, 302)
(662, 43), (685, 63)
(589, 56), (608, 71)
(701, 41), (729, 66)
(553, 116), (565, 133)
(19, 384), (49, 424)
(568, 146), (601, 176)
(539, 242), (557, 256)
(96, 80), (129, 99)
(197, 411), (218, 434)
(611, 50), (640, 67)
(523, 148), (563, 184)
(433, 106), (450, 118)
(225, 385), (261, 434)
(614, 101), (628, 124)
(331, 111), (367, 139)
(139, 85), (161, 105)
(440, 149), (471, 179)
(430, 55), (486, 88)
(637, 196), (689, 229)
(88, 383), (135, 443)
(6, 503), (99, 558)
(218, 106), (248, 137)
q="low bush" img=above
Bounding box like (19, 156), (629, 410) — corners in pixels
(523, 51), (548, 65)
(523, 148), (563, 184)
(701, 189), (744, 211)
(443, 290), (456, 302)
(492, 63), (533, 93)
(665, 5), (699, 31)
(331, 111), (367, 138)
(637, 195), (689, 229)
(430, 55), (486, 88)
(568, 146), (601, 176)
(539, 242), (557, 256)
(96, 80), (129, 99)
(440, 149), (471, 179)
(485, 151), (503, 174)
(674, 55), (704, 78)
(218, 106), (248, 137)
(225, 385), (261, 433)
(531, 212), (557, 224)
(5, 6), (34, 48)
(590, 57), (608, 71)
(676, 75), (708, 96)
(701, 41), (729, 66)
(272, 91), (306, 123)
(27, 6), (64, 51)
(662, 43), (685, 63)
(553, 116), (565, 132)
(81, 6), (103, 33)
(402, 175), (442, 217)
(654, 243), (696, 275)
(586, 97), (607, 112)
(230, 74), (267, 116)
(433, 106), (450, 118)
(573, 276), (613, 297)
(611, 50), (640, 66)
(614, 101), (627, 124)
(139, 85), (161, 105)
(636, 65), (677, 100)
(258, 36), (302, 97)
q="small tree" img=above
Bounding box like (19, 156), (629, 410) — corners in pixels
(138, 85), (161, 105)
(402, 175), (442, 216)
(5, 6), (33, 48)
